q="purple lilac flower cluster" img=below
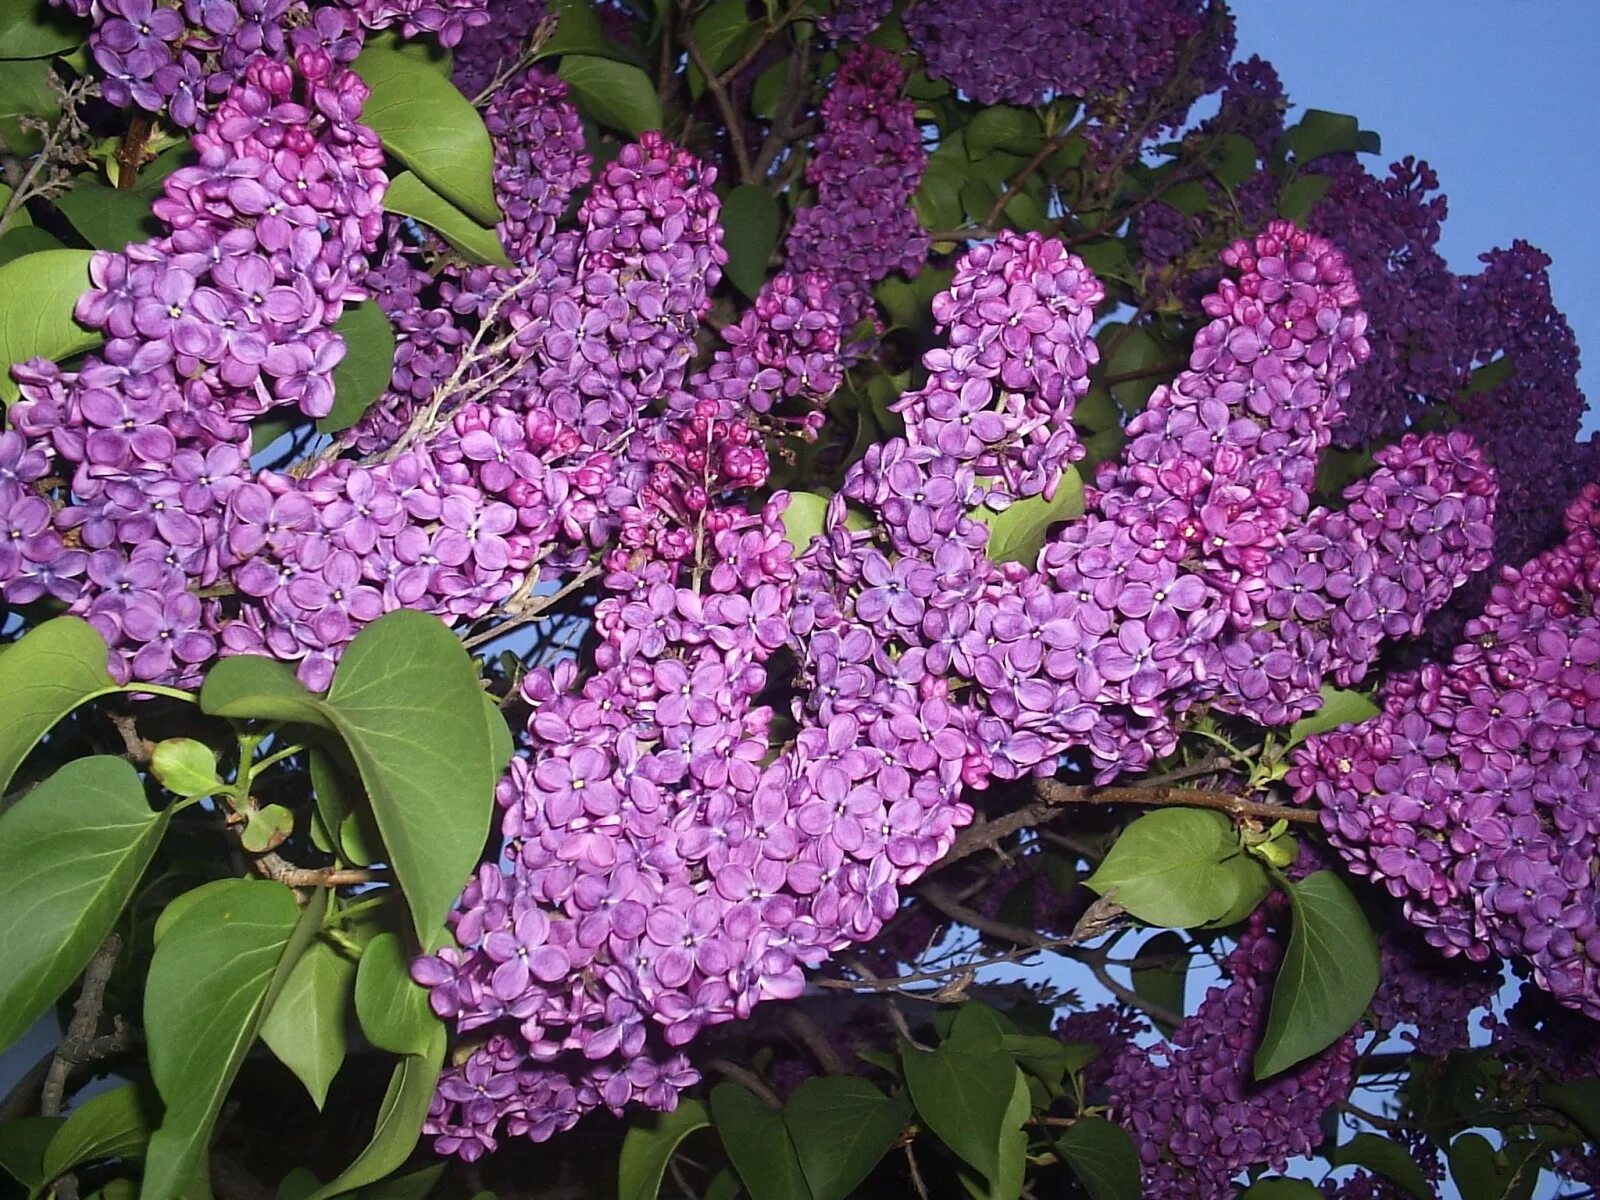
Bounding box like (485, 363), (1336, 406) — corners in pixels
(1290, 484), (1600, 1017)
(1307, 158), (1462, 448)
(54, 0), (485, 128)
(816, 0), (892, 43)
(483, 66), (590, 266)
(448, 0), (546, 101)
(5, 48), (386, 684)
(1106, 908), (1360, 1200)
(904, 0), (1231, 124)
(784, 46), (928, 338)
(1371, 928), (1499, 1058)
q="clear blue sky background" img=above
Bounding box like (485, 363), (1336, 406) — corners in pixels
(1232, 1), (1600, 436)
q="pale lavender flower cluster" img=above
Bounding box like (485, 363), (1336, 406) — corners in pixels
(56, 0), (482, 128)
(1107, 908), (1360, 1200)
(1291, 484), (1600, 1018)
(904, 0), (1231, 122)
(5, 48), (386, 684)
(784, 47), (928, 338)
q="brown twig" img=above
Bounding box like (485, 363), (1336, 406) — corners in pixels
(904, 1142), (931, 1200)
(783, 1009), (847, 1076)
(708, 1058), (781, 1109)
(41, 934), (124, 1117)
(269, 866), (386, 888)
(460, 564), (602, 651)
(1038, 778), (1319, 826)
(718, 0), (811, 85)
(109, 712), (153, 767)
(750, 40), (811, 182)
(681, 26), (752, 184)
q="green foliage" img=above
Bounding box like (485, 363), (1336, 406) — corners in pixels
(1130, 931), (1189, 1035)
(202, 611), (505, 944)
(0, 757), (169, 1053)
(720, 184), (781, 299)
(143, 881), (323, 1200)
(1255, 871), (1379, 1078)
(970, 467), (1085, 565)
(781, 1077), (909, 1200)
(0, 1119), (64, 1191)
(901, 1039), (1022, 1187)
(260, 938), (358, 1109)
(558, 56), (663, 136)
(1326, 1133), (1433, 1200)
(618, 1099), (711, 1200)
(40, 1084), (156, 1186)
(304, 1025), (446, 1200)
(381, 171), (512, 267)
(709, 1083), (811, 1200)
(148, 738), (222, 799)
(1056, 1118), (1140, 1200)
(0, 0), (84, 58)
(0, 247), (98, 403)
(0, 616), (119, 793)
(780, 490), (830, 556)
(354, 932), (440, 1056)
(1286, 684), (1380, 745)
(1447, 1132), (1541, 1200)
(321, 302), (399, 434)
(1086, 808), (1266, 928)
(354, 44), (500, 224)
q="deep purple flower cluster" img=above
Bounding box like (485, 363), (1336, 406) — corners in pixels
(817, 0), (892, 43)
(904, 0), (1231, 124)
(784, 46), (928, 338)
(483, 67), (590, 266)
(6, 48), (386, 683)
(1107, 909), (1360, 1200)
(1291, 484), (1600, 1017)
(1371, 929), (1499, 1058)
(448, 0), (546, 102)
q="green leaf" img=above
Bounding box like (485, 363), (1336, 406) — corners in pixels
(1085, 809), (1250, 928)
(482, 692), (512, 784)
(781, 491), (829, 557)
(972, 467), (1085, 566)
(901, 1043), (1018, 1184)
(0, 616), (116, 793)
(750, 58), (787, 120)
(152, 879), (246, 946)
(1213, 133), (1258, 189)
(276, 1169), (322, 1200)
(53, 182), (160, 251)
(1131, 931), (1189, 1035)
(709, 1083), (812, 1200)
(782, 1078), (908, 1200)
(352, 1165), (445, 1200)
(998, 1035), (1087, 1092)
(720, 184), (780, 299)
(1202, 853), (1271, 928)
(618, 1099), (711, 1200)
(1254, 871), (1378, 1078)
(323, 610), (499, 945)
(1239, 1180), (1321, 1199)
(1446, 1133), (1540, 1200)
(41, 1084), (155, 1182)
(0, 0), (84, 59)
(309, 748), (366, 865)
(149, 739), (222, 798)
(0, 225), (61, 264)
(381, 171), (511, 268)
(319, 302), (397, 435)
(354, 45), (499, 224)
(685, 0), (760, 96)
(1327, 1133), (1432, 1200)
(965, 106), (1043, 158)
(143, 882), (323, 1200)
(1057, 1118), (1140, 1200)
(1286, 684), (1379, 744)
(1278, 173), (1334, 225)
(199, 654), (332, 729)
(537, 0), (641, 62)
(1542, 1078), (1600, 1142)
(1464, 356), (1514, 395)
(305, 1026), (445, 1200)
(1289, 109), (1363, 162)
(977, 1069), (1029, 1200)
(558, 55), (663, 136)
(354, 932), (439, 1056)
(0, 757), (168, 1054)
(0, 57), (56, 153)
(0, 1119), (64, 1190)
(0, 247), (99, 402)
(259, 937), (357, 1109)
(1159, 179), (1210, 218)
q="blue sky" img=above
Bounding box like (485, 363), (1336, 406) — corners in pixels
(1233, 1), (1600, 435)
